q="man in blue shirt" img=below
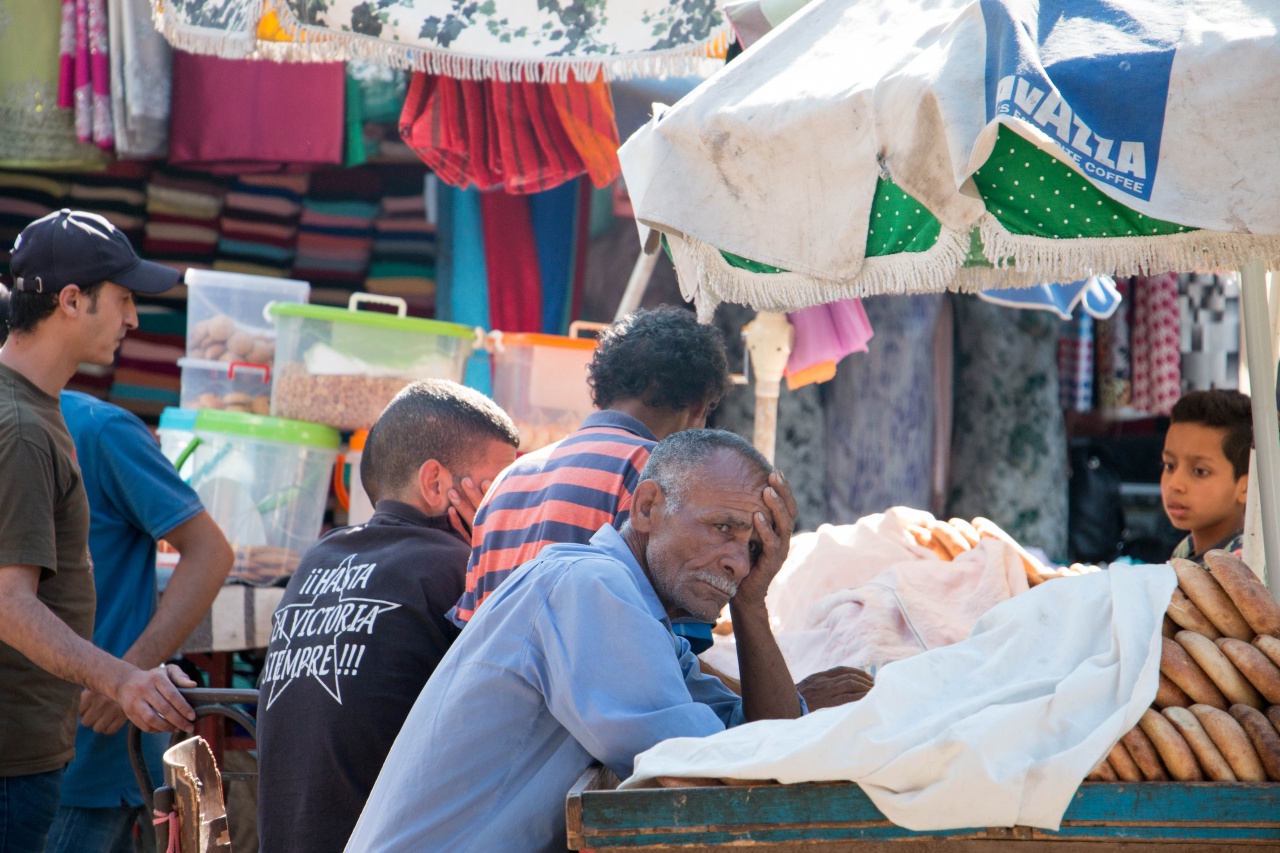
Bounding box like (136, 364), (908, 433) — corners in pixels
(347, 429), (873, 853)
(47, 392), (234, 853)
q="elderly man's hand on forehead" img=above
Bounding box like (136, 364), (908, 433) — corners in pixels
(731, 470), (798, 610)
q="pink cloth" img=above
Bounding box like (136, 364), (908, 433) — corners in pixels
(168, 52), (344, 174)
(58, 0), (113, 150)
(784, 297), (874, 385)
(1130, 272), (1182, 415)
(701, 507), (1029, 679)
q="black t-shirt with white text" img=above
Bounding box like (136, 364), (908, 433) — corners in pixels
(257, 500), (468, 853)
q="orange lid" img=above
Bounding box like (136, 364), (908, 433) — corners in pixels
(349, 429), (370, 451)
(500, 332), (597, 351)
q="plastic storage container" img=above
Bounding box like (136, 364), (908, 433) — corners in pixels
(185, 268), (309, 367)
(491, 328), (598, 452)
(269, 294), (475, 431)
(334, 429), (374, 527)
(186, 410), (339, 584)
(177, 358), (272, 413)
(157, 407), (197, 472)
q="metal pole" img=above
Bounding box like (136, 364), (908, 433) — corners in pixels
(1239, 261), (1280, 590)
(742, 312), (795, 464)
(614, 248), (660, 322)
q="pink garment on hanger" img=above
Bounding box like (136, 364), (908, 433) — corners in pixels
(784, 298), (875, 389)
(58, 0), (113, 150)
(1129, 272), (1182, 415)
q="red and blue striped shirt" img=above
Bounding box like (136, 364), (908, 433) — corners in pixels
(448, 411), (655, 626)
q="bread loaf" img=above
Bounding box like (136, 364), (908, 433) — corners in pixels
(925, 519), (970, 559)
(1162, 707), (1237, 781)
(1171, 558), (1254, 641)
(1166, 588), (1223, 639)
(1138, 709), (1203, 780)
(656, 776), (723, 788)
(1108, 741), (1143, 782)
(1229, 704), (1280, 781)
(1086, 758), (1118, 782)
(1121, 726), (1169, 780)
(1217, 638), (1280, 704)
(1190, 704), (1267, 781)
(1268, 705), (1280, 736)
(1254, 635), (1280, 669)
(1155, 673), (1192, 709)
(1162, 616), (1178, 640)
(1205, 550), (1280, 637)
(947, 518), (981, 547)
(1161, 637), (1229, 709)
(1175, 630), (1265, 710)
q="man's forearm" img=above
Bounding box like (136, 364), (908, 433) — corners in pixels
(730, 600), (802, 721)
(0, 589), (133, 698)
(126, 525), (231, 668)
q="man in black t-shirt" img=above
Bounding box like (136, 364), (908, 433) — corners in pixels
(257, 379), (519, 853)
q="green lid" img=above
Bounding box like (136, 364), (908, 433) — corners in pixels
(269, 302), (475, 339)
(193, 409), (341, 449)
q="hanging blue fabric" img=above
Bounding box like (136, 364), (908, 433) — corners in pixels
(440, 186), (492, 395)
(529, 180), (579, 335)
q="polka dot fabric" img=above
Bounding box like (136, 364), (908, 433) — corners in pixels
(973, 126), (1194, 240)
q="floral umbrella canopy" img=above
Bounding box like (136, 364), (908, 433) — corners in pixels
(618, 0), (1280, 585)
(154, 0), (729, 81)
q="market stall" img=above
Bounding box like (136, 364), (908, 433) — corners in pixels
(600, 0), (1280, 845)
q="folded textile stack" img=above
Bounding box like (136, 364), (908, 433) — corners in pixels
(109, 308), (185, 418)
(144, 172), (226, 277)
(0, 173), (71, 271)
(366, 170), (435, 314)
(293, 167), (381, 304)
(68, 171), (149, 248)
(215, 173), (308, 279)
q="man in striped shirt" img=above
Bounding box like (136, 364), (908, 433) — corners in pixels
(449, 306), (733, 626)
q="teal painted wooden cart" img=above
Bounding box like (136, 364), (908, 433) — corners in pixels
(566, 766), (1280, 852)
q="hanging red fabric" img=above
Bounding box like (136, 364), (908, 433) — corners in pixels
(479, 192), (543, 333)
(400, 73), (621, 194)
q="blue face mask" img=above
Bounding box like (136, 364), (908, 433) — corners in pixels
(670, 618), (715, 655)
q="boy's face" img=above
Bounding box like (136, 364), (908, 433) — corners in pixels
(1161, 422), (1248, 537)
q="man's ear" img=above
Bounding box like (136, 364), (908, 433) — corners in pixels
(416, 459), (451, 512)
(686, 397), (710, 429)
(1236, 472), (1250, 507)
(58, 285), (84, 317)
(630, 480), (663, 534)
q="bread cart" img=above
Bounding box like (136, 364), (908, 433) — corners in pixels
(567, 766), (1280, 851)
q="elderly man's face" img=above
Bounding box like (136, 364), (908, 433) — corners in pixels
(645, 449), (769, 621)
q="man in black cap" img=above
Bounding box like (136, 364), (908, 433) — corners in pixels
(0, 210), (199, 852)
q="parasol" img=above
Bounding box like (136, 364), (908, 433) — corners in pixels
(152, 0), (729, 81)
(618, 0), (1280, 587)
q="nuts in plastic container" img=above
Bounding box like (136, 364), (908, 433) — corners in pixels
(271, 365), (409, 431)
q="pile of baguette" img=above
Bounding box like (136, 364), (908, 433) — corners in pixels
(905, 516), (1099, 586)
(1087, 549), (1280, 783)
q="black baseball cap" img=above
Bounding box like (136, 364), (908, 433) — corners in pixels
(10, 209), (180, 295)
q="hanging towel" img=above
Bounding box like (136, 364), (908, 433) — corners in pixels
(480, 192), (543, 333)
(401, 74), (620, 194)
(168, 52), (344, 173)
(785, 298), (874, 390)
(1130, 272), (1182, 416)
(529, 182), (580, 335)
(1057, 313), (1095, 413)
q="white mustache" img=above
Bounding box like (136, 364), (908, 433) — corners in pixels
(692, 570), (738, 597)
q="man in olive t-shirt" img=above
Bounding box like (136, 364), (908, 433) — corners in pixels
(0, 211), (199, 852)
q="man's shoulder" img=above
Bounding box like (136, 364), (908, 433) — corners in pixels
(60, 391), (148, 441)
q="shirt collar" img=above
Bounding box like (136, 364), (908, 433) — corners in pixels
(588, 525), (669, 624)
(373, 499), (466, 540)
(580, 410), (658, 442)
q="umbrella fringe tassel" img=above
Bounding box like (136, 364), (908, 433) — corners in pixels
(153, 0), (731, 83)
(665, 228), (971, 323)
(979, 215), (1280, 282)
